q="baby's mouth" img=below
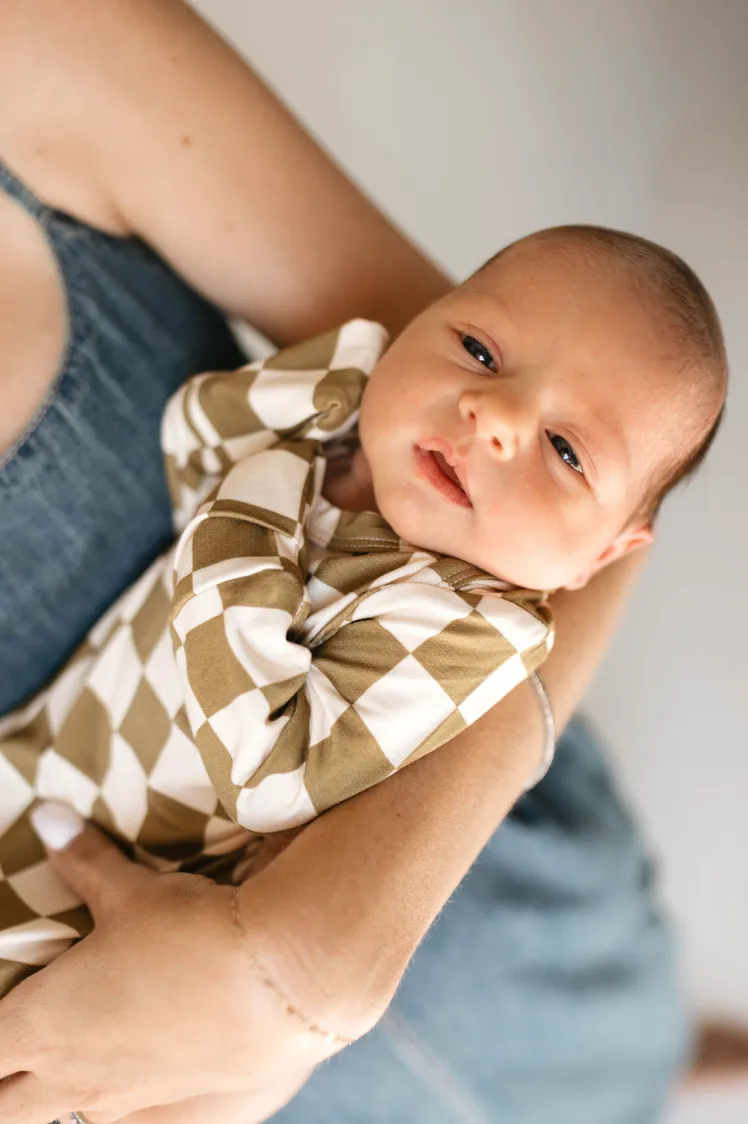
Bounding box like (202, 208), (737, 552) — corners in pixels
(433, 452), (463, 490)
(414, 446), (472, 508)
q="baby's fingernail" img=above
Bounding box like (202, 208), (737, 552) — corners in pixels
(31, 803), (85, 850)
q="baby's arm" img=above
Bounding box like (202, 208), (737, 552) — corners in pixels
(171, 445), (552, 833)
(161, 322), (379, 531)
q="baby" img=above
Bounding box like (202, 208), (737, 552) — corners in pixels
(0, 225), (726, 994)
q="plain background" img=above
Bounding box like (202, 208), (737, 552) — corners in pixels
(192, 3), (748, 1119)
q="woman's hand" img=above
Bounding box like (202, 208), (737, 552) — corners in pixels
(0, 811), (337, 1124)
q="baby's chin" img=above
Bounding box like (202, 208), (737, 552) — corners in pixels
(413, 536), (569, 591)
(387, 514), (548, 589)
(375, 486), (579, 591)
(474, 555), (579, 592)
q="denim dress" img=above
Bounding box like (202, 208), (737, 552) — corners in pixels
(0, 160), (245, 713)
(0, 162), (688, 1124)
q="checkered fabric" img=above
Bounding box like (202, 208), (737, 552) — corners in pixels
(0, 319), (553, 997)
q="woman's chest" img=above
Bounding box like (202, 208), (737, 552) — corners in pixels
(0, 192), (67, 458)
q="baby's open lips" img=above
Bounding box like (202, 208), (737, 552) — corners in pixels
(414, 444), (472, 508)
(432, 451), (464, 491)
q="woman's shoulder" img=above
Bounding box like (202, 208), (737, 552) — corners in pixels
(0, 0), (151, 234)
(0, 0), (278, 242)
(0, 0), (451, 343)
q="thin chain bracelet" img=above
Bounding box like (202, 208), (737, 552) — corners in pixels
(230, 885), (353, 1049)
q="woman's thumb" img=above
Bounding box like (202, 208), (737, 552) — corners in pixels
(30, 802), (149, 920)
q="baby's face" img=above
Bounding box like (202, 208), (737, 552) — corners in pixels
(357, 241), (695, 590)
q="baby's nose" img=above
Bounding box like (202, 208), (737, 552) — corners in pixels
(459, 390), (519, 461)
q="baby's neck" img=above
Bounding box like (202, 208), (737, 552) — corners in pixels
(321, 446), (518, 589)
(322, 447), (379, 513)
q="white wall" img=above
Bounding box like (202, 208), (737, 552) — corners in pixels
(194, 0), (748, 1036)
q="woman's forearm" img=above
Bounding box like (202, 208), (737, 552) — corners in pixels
(238, 549), (648, 1040)
(534, 551), (646, 730)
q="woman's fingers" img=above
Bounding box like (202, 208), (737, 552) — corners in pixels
(30, 803), (153, 922)
(0, 1070), (68, 1124)
(0, 972), (53, 1081)
(0, 1068), (125, 1124)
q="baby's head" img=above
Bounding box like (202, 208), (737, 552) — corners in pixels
(356, 225), (727, 590)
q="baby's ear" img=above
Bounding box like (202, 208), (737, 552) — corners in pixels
(564, 521), (654, 591)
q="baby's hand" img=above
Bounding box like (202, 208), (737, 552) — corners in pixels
(321, 448), (377, 512)
(233, 828), (302, 881)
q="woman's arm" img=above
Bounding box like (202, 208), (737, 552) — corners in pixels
(239, 548), (647, 1035)
(0, 4), (647, 1117)
(0, 553), (645, 1124)
(0, 0), (450, 343)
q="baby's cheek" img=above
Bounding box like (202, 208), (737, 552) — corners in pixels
(384, 483), (440, 547)
(478, 507), (556, 586)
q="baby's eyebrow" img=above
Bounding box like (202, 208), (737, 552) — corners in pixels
(577, 404), (630, 493)
(462, 292), (522, 369)
(466, 287), (518, 333)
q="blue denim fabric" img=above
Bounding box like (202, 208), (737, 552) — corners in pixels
(0, 163), (688, 1124)
(0, 160), (244, 713)
(274, 718), (690, 1124)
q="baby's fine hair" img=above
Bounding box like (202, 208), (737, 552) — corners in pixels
(480, 224), (728, 520)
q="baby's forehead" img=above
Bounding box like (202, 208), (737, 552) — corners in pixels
(472, 229), (725, 390)
(469, 235), (643, 307)
(462, 249), (671, 374)
(466, 245), (723, 415)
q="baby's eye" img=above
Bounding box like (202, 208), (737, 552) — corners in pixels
(548, 433), (584, 475)
(461, 334), (498, 373)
